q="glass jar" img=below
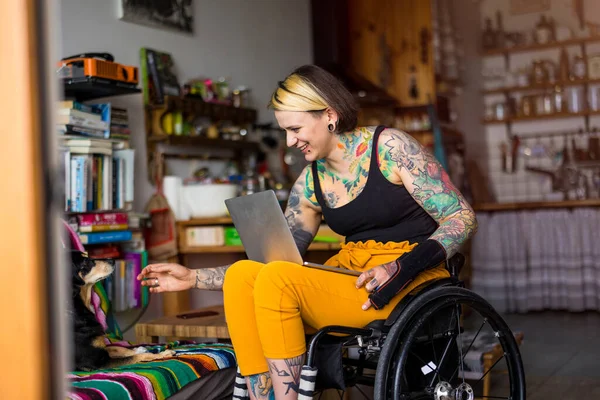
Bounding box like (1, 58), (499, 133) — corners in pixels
(589, 87), (600, 111)
(566, 86), (584, 113)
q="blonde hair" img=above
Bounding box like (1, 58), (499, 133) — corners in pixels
(268, 65), (359, 134)
(269, 73), (328, 112)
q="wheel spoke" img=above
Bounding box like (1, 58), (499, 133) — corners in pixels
(449, 318), (489, 382)
(428, 318), (440, 386)
(455, 303), (466, 385)
(476, 353), (506, 385)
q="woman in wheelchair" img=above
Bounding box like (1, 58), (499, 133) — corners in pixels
(139, 65), (525, 400)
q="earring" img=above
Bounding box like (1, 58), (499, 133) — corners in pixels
(328, 123), (335, 132)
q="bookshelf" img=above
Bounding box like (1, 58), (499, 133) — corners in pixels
(176, 218), (344, 256)
(144, 95), (259, 183)
(60, 82), (147, 316)
(62, 77), (142, 102)
(481, 36), (600, 57)
(481, 36), (600, 134)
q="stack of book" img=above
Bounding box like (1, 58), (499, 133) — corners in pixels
(70, 212), (132, 245)
(110, 107), (131, 141)
(60, 138), (135, 212)
(57, 100), (110, 139)
(67, 212), (151, 312)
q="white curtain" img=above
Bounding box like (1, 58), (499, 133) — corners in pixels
(471, 208), (600, 313)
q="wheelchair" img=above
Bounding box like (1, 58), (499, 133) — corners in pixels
(300, 253), (526, 400)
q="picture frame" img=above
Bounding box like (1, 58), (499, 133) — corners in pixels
(118, 0), (193, 34)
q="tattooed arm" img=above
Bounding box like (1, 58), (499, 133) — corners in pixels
(357, 129), (477, 310)
(384, 129), (477, 255)
(284, 165), (323, 257)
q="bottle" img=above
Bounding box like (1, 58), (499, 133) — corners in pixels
(482, 18), (496, 49)
(558, 48), (570, 82)
(495, 11), (506, 49)
(534, 16), (552, 44)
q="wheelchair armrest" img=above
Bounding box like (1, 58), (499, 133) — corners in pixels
(446, 253), (465, 277)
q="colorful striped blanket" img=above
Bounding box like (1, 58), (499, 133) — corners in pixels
(63, 222), (237, 400)
(67, 342), (236, 400)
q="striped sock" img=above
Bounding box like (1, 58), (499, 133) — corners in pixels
(297, 365), (318, 400)
(232, 366), (249, 399)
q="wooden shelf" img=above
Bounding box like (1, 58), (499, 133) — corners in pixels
(179, 242), (341, 254)
(148, 135), (260, 151)
(177, 217), (234, 227)
(482, 111), (597, 124)
(482, 36), (600, 57)
(482, 79), (599, 95)
(149, 95), (257, 125)
(474, 199), (600, 211)
(63, 77), (141, 101)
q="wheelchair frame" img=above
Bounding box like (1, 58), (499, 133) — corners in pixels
(302, 254), (526, 400)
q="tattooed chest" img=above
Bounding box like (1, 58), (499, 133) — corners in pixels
(317, 161), (370, 208)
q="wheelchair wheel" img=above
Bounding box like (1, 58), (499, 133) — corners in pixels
(374, 287), (525, 400)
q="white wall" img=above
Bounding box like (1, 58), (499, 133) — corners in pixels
(59, 0), (313, 339)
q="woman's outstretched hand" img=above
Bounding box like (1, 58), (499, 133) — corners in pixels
(355, 261), (399, 310)
(137, 263), (195, 294)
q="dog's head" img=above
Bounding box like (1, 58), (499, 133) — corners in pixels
(71, 251), (115, 288)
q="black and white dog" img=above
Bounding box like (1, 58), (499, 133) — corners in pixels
(68, 250), (173, 371)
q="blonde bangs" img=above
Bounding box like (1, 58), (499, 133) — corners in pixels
(269, 73), (329, 111)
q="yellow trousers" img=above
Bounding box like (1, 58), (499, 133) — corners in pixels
(222, 240), (449, 375)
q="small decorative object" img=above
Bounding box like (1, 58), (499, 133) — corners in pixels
(533, 15), (555, 44)
(232, 86), (251, 108)
(531, 60), (550, 84)
(506, 32), (526, 48)
(566, 86), (584, 113)
(516, 68), (530, 87)
(587, 54), (600, 79)
(572, 55), (587, 80)
(553, 86), (566, 113)
(495, 11), (506, 49)
(556, 26), (573, 42)
(589, 87), (600, 111)
(520, 95), (534, 116)
(118, 0), (194, 34)
(482, 18), (497, 50)
(510, 0), (550, 15)
(558, 48), (570, 82)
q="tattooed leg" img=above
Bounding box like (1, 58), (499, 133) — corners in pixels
(267, 354), (306, 399)
(247, 372), (275, 400)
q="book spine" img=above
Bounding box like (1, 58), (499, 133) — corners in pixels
(64, 150), (71, 211)
(78, 230), (132, 245)
(59, 125), (107, 139)
(91, 156), (98, 210)
(85, 156), (93, 211)
(57, 108), (102, 121)
(146, 50), (165, 104)
(57, 115), (108, 130)
(77, 212), (128, 226)
(78, 223), (129, 233)
(58, 100), (100, 115)
(141, 251), (149, 307)
(72, 156), (87, 212)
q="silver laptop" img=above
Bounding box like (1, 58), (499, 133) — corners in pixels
(224, 190), (361, 277)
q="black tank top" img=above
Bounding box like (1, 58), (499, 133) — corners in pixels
(311, 126), (438, 244)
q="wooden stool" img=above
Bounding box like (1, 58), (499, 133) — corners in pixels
(135, 305), (230, 343)
(481, 331), (524, 399)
